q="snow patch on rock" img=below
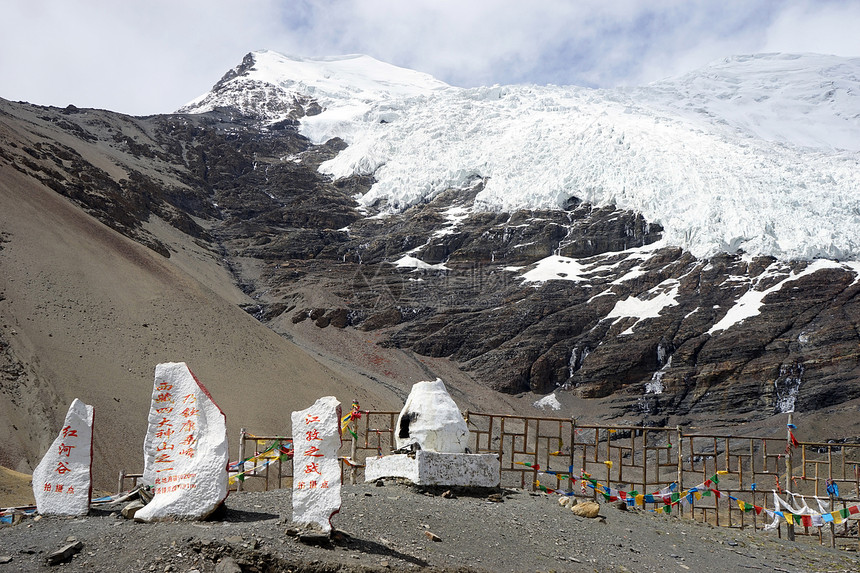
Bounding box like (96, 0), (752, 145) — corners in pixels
(533, 393), (562, 410)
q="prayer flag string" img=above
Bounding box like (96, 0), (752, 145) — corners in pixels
(568, 470), (860, 527)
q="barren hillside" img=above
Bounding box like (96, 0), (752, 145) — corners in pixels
(0, 163), (403, 490)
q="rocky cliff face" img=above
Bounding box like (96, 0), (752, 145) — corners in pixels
(1, 91), (858, 431)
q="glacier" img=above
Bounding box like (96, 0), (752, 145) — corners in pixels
(181, 50), (860, 262)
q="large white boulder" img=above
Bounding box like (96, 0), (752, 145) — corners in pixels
(32, 399), (94, 516)
(291, 396), (342, 534)
(395, 379), (468, 453)
(135, 362), (228, 522)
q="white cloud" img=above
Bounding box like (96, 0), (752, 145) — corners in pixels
(1, 0), (858, 115)
(763, 1), (860, 56)
(1, 0), (284, 114)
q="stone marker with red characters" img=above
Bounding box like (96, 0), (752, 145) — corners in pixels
(135, 362), (228, 522)
(32, 399), (94, 516)
(291, 396), (342, 534)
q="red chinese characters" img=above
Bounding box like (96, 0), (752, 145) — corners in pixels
(34, 401), (93, 506)
(290, 397), (341, 532)
(295, 413), (326, 489)
(303, 445), (323, 457)
(153, 386), (200, 475)
(55, 430), (78, 473)
(39, 482), (78, 495)
(136, 363), (229, 522)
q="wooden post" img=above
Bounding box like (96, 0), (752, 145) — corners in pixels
(350, 435), (357, 485)
(826, 448), (835, 548)
(829, 491), (836, 548)
(278, 442), (283, 490)
(786, 414), (794, 541)
(237, 427), (246, 492)
(749, 438), (757, 531)
(569, 418), (576, 496)
(739, 454), (745, 530)
(264, 440), (270, 491)
(676, 426), (683, 518)
(117, 470), (125, 495)
(642, 429), (649, 506)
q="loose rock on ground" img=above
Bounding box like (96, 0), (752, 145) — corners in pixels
(0, 483), (857, 572)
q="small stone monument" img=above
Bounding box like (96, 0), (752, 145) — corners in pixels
(291, 396), (342, 534)
(32, 399), (94, 516)
(134, 362), (228, 522)
(366, 379), (500, 487)
(395, 378), (469, 453)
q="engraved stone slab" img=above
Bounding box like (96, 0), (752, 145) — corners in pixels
(291, 396), (342, 534)
(32, 399), (94, 515)
(135, 362), (228, 522)
(395, 378), (468, 453)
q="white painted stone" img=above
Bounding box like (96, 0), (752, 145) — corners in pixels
(365, 453), (421, 484)
(32, 399), (94, 516)
(135, 362), (228, 522)
(365, 451), (500, 488)
(395, 378), (468, 453)
(291, 396), (342, 534)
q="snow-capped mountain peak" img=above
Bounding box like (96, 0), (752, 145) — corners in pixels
(179, 50), (448, 122)
(180, 50), (449, 146)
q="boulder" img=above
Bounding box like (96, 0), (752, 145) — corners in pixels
(121, 500), (145, 520)
(134, 362), (228, 522)
(45, 541), (83, 566)
(571, 500), (600, 518)
(215, 556), (243, 573)
(32, 399), (94, 516)
(291, 396), (342, 534)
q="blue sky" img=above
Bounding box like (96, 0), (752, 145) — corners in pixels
(2, 0), (859, 116)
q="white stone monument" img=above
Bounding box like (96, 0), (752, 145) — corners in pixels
(32, 399), (94, 516)
(135, 362), (228, 522)
(291, 396), (342, 534)
(366, 379), (500, 487)
(395, 378), (469, 453)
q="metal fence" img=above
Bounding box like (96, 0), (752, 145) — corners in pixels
(120, 410), (859, 548)
(461, 411), (859, 547)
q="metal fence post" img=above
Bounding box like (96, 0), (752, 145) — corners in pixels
(786, 414), (794, 541)
(237, 427), (246, 492)
(570, 418), (576, 495)
(350, 436), (357, 485)
(676, 426), (683, 517)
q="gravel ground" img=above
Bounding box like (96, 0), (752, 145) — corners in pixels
(1, 482), (858, 572)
